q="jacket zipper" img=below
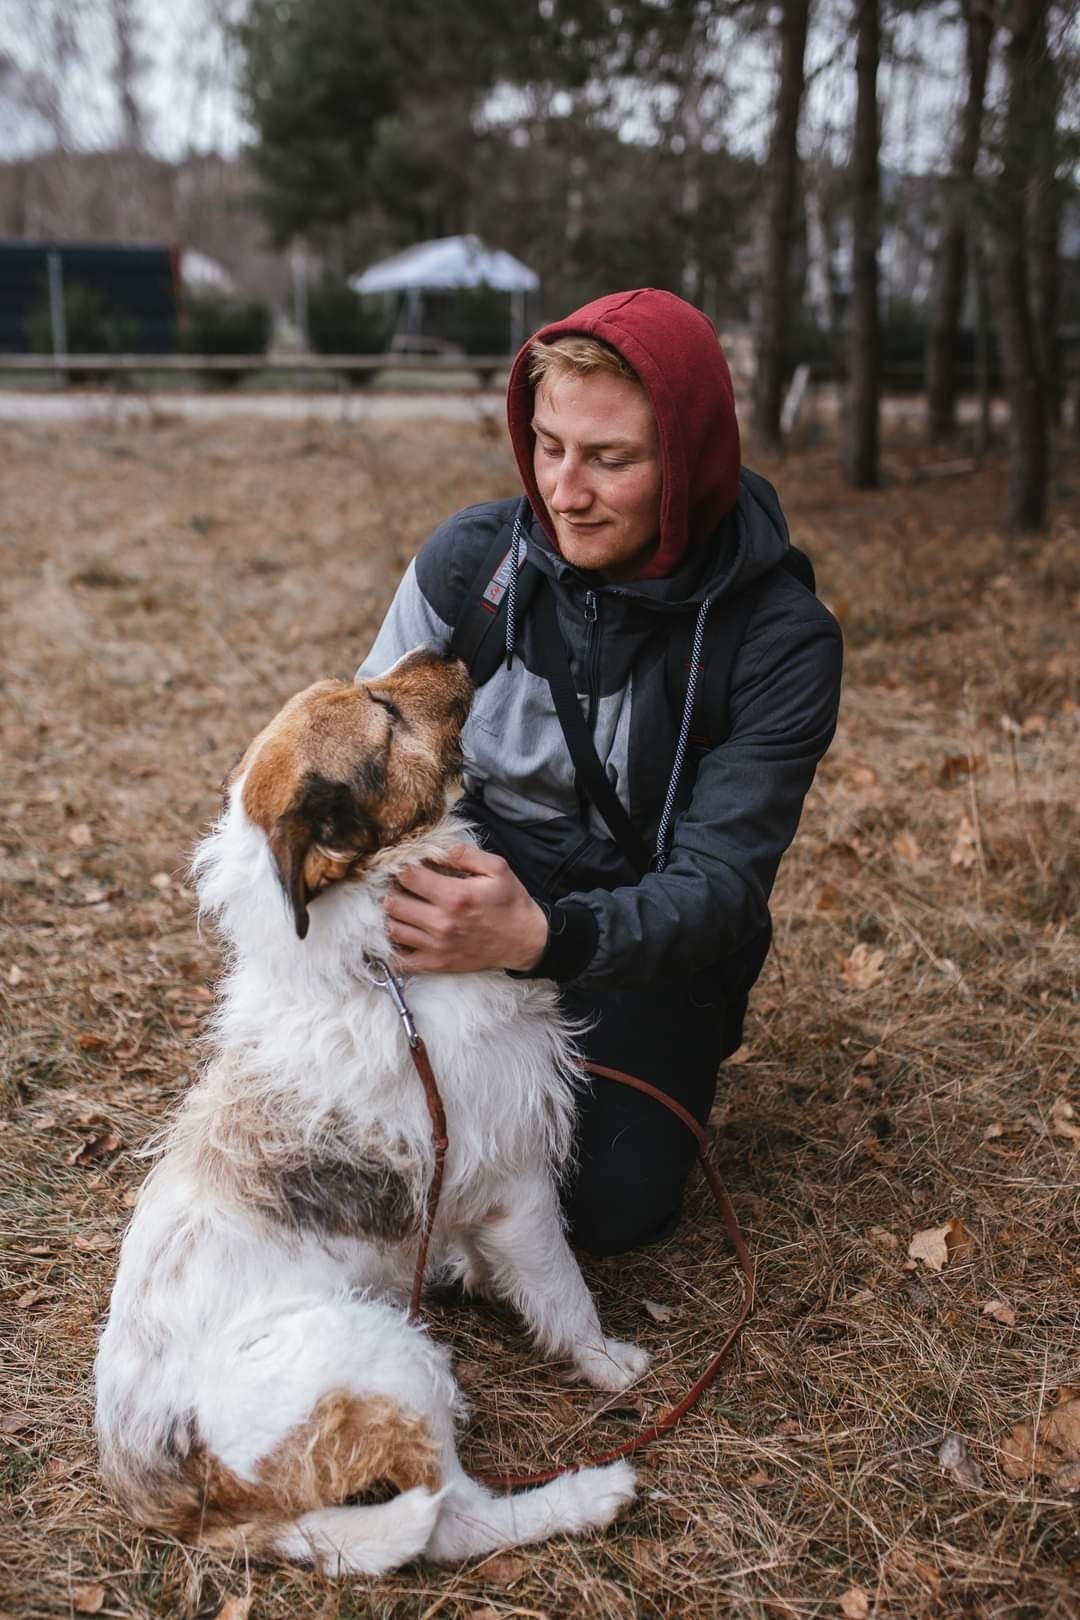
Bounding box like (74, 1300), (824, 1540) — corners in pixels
(583, 589), (600, 732)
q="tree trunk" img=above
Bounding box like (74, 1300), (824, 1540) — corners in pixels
(925, 0), (992, 441)
(844, 0), (880, 489)
(1027, 4), (1061, 427)
(753, 0), (812, 451)
(987, 0), (1049, 532)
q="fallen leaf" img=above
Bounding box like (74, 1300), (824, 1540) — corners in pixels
(743, 1467), (771, 1487)
(939, 753), (984, 786)
(467, 1552), (527, 1584)
(850, 764), (878, 787)
(150, 872), (172, 890)
(938, 1432), (983, 1488)
(0, 1412), (30, 1435)
(76, 1033), (110, 1051)
(949, 815), (979, 869)
(626, 1535), (667, 1575)
(982, 1299), (1017, 1327)
(908, 1217), (973, 1273)
(892, 829), (921, 862)
(6, 964), (24, 986)
(725, 1042), (753, 1065)
(983, 1122), (1006, 1140)
(66, 1133), (121, 1167)
(15, 1287), (49, 1310)
(32, 1114), (57, 1131)
(1051, 1098), (1080, 1145)
(213, 1598), (252, 1620)
(839, 1586), (870, 1618)
(72, 1232), (115, 1252)
(72, 1588), (106, 1616)
(44, 1456), (71, 1479)
(644, 1300), (674, 1323)
(1021, 713), (1047, 735)
(840, 943), (886, 991)
(1000, 1388), (1080, 1484)
(868, 1225), (900, 1250)
(67, 823), (93, 849)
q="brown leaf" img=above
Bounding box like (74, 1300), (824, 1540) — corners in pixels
(72, 1232), (115, 1252)
(840, 943), (886, 991)
(939, 753), (984, 786)
(1000, 1389), (1080, 1482)
(467, 1552), (527, 1584)
(72, 1588), (106, 1616)
(15, 1287), (49, 1310)
(75, 1033), (110, 1051)
(938, 1432), (983, 1489)
(868, 1225), (900, 1250)
(6, 964), (25, 986)
(0, 1412), (30, 1435)
(1051, 1098), (1080, 1145)
(907, 1217), (973, 1273)
(66, 1133), (122, 1167)
(982, 1299), (1017, 1327)
(839, 1586), (871, 1618)
(626, 1535), (667, 1576)
(892, 829), (921, 862)
(949, 816), (979, 870)
(213, 1598), (252, 1620)
(743, 1467), (771, 1488)
(67, 823), (93, 848)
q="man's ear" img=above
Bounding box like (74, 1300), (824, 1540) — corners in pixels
(267, 811), (316, 939)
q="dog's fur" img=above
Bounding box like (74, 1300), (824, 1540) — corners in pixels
(94, 649), (647, 1574)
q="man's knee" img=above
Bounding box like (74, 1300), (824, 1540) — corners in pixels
(566, 1179), (682, 1257)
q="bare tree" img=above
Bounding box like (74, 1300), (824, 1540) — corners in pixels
(925, 0), (993, 441)
(753, 0), (813, 450)
(844, 0), (880, 489)
(1028, 3), (1062, 425)
(987, 0), (1049, 531)
(109, 0), (145, 152)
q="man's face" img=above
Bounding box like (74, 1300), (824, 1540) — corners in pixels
(531, 370), (662, 581)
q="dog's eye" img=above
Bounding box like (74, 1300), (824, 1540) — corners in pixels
(369, 692), (402, 723)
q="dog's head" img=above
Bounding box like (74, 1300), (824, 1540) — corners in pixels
(234, 649), (473, 939)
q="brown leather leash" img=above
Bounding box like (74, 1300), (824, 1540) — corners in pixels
(371, 960), (755, 1489)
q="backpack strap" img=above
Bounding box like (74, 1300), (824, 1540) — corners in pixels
(448, 500), (541, 686)
(532, 583), (653, 877)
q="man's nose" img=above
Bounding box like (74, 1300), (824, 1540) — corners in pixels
(550, 456), (592, 512)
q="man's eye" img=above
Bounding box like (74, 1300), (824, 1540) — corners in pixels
(539, 442), (561, 458)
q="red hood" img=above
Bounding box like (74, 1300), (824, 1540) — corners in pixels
(506, 288), (741, 580)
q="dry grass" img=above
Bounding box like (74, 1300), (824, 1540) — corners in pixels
(1, 409), (1078, 1620)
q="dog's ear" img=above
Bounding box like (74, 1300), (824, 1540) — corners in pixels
(268, 777), (380, 940)
(267, 811), (316, 940)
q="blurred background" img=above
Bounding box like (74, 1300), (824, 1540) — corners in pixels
(0, 0), (1077, 525)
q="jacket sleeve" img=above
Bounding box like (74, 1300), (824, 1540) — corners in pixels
(527, 597), (843, 989)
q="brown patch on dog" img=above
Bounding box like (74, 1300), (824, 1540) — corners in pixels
(178, 1078), (424, 1244)
(277, 1152), (420, 1242)
(237, 651), (472, 936)
(106, 1390), (440, 1553)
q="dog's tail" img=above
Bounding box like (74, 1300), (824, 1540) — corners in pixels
(233, 1485), (447, 1575)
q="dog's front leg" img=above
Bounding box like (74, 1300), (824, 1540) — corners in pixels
(471, 1174), (649, 1392)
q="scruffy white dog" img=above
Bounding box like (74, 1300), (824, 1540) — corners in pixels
(94, 649), (647, 1574)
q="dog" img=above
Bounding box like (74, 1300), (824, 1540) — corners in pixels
(94, 648), (648, 1574)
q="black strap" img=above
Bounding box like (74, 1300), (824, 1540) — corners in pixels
(533, 585), (652, 877)
(448, 501), (543, 686)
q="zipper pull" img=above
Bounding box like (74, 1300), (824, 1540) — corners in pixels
(584, 590), (598, 623)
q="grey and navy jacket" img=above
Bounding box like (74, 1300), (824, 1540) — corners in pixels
(357, 475), (842, 998)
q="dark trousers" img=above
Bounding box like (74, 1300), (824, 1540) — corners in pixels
(559, 980), (727, 1257)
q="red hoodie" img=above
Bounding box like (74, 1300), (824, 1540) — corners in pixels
(506, 288), (741, 581)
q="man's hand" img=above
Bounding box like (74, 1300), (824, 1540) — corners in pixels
(384, 843), (549, 974)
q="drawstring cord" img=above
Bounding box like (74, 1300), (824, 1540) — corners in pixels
(654, 595), (712, 873)
(504, 501), (529, 670)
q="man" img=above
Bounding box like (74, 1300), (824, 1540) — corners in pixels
(358, 288), (842, 1256)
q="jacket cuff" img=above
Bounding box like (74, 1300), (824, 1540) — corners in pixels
(508, 900), (599, 984)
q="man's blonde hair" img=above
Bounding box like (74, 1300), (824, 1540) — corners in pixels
(526, 334), (640, 390)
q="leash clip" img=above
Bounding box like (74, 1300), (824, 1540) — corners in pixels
(367, 956), (420, 1049)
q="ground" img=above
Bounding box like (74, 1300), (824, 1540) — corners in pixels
(1, 405), (1078, 1620)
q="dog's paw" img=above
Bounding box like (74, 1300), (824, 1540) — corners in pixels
(564, 1459), (637, 1531)
(573, 1337), (651, 1392)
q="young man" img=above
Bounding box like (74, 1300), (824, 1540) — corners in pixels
(358, 288), (842, 1256)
